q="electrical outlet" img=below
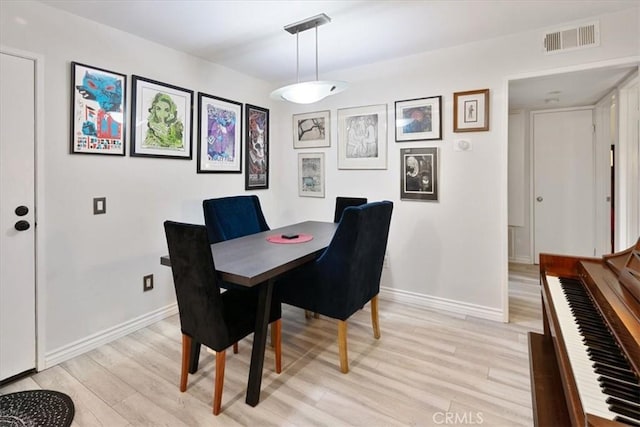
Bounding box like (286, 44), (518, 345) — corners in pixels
(93, 197), (106, 214)
(143, 274), (154, 292)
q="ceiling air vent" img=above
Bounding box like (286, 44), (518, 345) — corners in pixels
(543, 21), (599, 54)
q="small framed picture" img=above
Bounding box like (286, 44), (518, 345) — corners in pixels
(245, 104), (269, 190)
(70, 62), (126, 155)
(196, 93), (242, 173)
(453, 89), (489, 132)
(131, 75), (193, 159)
(400, 147), (438, 201)
(298, 152), (325, 198)
(394, 96), (442, 142)
(293, 110), (330, 148)
(337, 104), (387, 170)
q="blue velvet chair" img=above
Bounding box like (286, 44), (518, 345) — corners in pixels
(202, 195), (270, 244)
(275, 201), (393, 373)
(333, 196), (368, 223)
(163, 221), (282, 415)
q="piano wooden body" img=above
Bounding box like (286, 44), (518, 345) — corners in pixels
(529, 239), (640, 426)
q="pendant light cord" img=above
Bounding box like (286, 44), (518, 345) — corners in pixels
(315, 24), (319, 81)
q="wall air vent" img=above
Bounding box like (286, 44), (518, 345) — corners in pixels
(543, 21), (599, 54)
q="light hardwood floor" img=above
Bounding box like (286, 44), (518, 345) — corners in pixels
(1, 267), (541, 426)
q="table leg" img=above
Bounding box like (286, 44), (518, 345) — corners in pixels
(245, 279), (273, 406)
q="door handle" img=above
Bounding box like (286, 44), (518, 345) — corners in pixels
(536, 196), (543, 202)
(14, 220), (30, 231)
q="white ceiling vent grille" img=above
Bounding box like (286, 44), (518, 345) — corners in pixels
(543, 21), (600, 54)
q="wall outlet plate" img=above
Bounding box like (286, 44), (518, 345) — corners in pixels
(143, 274), (154, 292)
(93, 197), (106, 214)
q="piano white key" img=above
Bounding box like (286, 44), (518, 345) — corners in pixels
(546, 275), (618, 421)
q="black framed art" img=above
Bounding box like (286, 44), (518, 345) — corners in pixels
(400, 147), (438, 201)
(245, 104), (269, 190)
(196, 93), (242, 173)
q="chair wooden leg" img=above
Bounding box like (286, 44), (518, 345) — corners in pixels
(273, 319), (282, 373)
(313, 312), (320, 319)
(180, 334), (191, 392)
(304, 310), (312, 319)
(338, 320), (349, 373)
(371, 295), (381, 339)
(213, 350), (226, 415)
(233, 342), (238, 354)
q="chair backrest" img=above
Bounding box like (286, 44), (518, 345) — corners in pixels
(334, 196), (368, 223)
(318, 201), (393, 318)
(202, 195), (270, 243)
(164, 221), (230, 348)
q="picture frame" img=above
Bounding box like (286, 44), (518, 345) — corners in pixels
(453, 89), (489, 132)
(70, 62), (126, 155)
(298, 152), (325, 198)
(400, 147), (438, 201)
(293, 110), (330, 148)
(245, 104), (269, 190)
(196, 93), (242, 173)
(337, 104), (387, 170)
(130, 75), (193, 159)
(394, 96), (442, 142)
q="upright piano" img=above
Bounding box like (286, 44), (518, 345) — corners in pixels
(529, 238), (640, 426)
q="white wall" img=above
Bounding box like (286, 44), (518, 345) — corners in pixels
(1, 1), (638, 365)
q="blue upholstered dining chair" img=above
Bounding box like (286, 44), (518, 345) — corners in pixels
(275, 201), (393, 373)
(163, 221), (281, 415)
(333, 196), (367, 223)
(202, 195), (270, 244)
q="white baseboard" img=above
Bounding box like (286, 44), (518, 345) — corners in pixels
(378, 286), (504, 322)
(509, 255), (532, 264)
(45, 303), (178, 368)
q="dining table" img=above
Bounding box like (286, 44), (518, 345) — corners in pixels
(160, 220), (338, 406)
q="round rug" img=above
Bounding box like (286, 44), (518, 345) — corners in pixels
(0, 390), (74, 427)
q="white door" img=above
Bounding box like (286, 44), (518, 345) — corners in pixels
(533, 109), (595, 261)
(0, 52), (37, 381)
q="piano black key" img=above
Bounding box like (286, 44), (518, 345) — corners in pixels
(607, 401), (640, 423)
(615, 415), (640, 426)
(595, 366), (639, 384)
(604, 386), (640, 404)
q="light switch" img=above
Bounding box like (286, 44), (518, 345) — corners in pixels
(93, 197), (106, 215)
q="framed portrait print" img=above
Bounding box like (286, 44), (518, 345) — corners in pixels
(400, 147), (438, 201)
(70, 62), (126, 155)
(196, 93), (242, 173)
(453, 89), (489, 132)
(131, 75), (193, 159)
(293, 110), (330, 148)
(298, 152), (325, 198)
(245, 104), (269, 190)
(394, 96), (442, 142)
(337, 104), (387, 170)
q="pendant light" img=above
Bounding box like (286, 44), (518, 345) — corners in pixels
(270, 13), (347, 104)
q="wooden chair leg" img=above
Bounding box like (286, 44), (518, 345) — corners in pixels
(338, 320), (349, 373)
(371, 295), (381, 339)
(313, 312), (320, 319)
(213, 350), (226, 415)
(180, 334), (191, 392)
(304, 310), (312, 319)
(273, 319), (282, 373)
(233, 342), (238, 354)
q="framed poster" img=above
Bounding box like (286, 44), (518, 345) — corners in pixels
(394, 96), (442, 141)
(245, 104), (269, 190)
(453, 89), (489, 132)
(131, 75), (193, 159)
(293, 110), (330, 148)
(298, 152), (325, 198)
(196, 93), (242, 173)
(337, 104), (387, 169)
(70, 62), (126, 155)
(400, 147), (438, 201)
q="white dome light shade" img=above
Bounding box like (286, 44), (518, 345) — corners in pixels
(270, 80), (348, 104)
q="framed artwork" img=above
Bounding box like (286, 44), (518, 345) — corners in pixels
(453, 89), (489, 132)
(70, 62), (126, 155)
(245, 104), (269, 190)
(394, 96), (442, 142)
(337, 104), (387, 170)
(130, 75), (193, 159)
(196, 93), (242, 173)
(298, 152), (325, 198)
(400, 147), (438, 201)
(293, 110), (330, 148)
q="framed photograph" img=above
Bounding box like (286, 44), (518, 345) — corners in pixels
(394, 96), (442, 142)
(400, 147), (438, 201)
(70, 62), (126, 155)
(337, 104), (387, 170)
(298, 152), (325, 198)
(245, 104), (269, 190)
(196, 93), (242, 173)
(453, 89), (489, 132)
(131, 75), (193, 159)
(293, 110), (330, 148)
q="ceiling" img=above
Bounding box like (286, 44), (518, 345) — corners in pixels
(39, 0), (639, 108)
